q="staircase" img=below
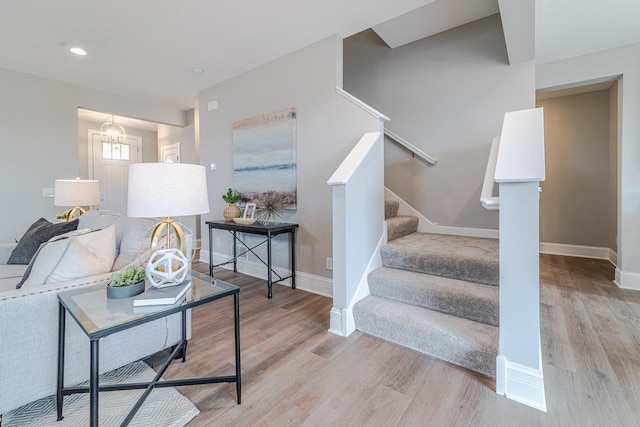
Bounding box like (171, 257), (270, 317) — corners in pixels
(353, 201), (499, 377)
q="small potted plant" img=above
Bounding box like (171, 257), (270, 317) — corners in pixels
(107, 265), (146, 299)
(222, 188), (243, 221)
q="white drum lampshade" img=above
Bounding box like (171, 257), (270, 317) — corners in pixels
(54, 178), (101, 221)
(127, 163), (210, 257)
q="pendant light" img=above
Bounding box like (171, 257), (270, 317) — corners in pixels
(100, 114), (126, 143)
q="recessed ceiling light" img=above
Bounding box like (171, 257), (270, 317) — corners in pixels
(192, 68), (205, 75)
(70, 47), (87, 56)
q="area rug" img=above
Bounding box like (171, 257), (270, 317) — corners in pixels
(2, 361), (199, 426)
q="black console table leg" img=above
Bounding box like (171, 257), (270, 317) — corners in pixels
(209, 226), (214, 277)
(291, 228), (296, 289)
(233, 231), (238, 273)
(267, 231), (273, 299)
(234, 292), (242, 404)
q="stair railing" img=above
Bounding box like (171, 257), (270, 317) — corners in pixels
(480, 136), (500, 210)
(384, 129), (438, 165)
(494, 107), (547, 412)
(327, 131), (385, 337)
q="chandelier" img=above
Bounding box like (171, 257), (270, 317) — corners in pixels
(100, 114), (126, 143)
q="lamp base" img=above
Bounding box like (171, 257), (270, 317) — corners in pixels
(150, 217), (187, 255)
(146, 249), (189, 288)
(66, 206), (86, 221)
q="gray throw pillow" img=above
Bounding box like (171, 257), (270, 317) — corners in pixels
(7, 218), (79, 265)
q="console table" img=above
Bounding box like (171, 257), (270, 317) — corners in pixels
(207, 220), (298, 299)
(56, 271), (240, 426)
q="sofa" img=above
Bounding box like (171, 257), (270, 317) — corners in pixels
(0, 210), (189, 415)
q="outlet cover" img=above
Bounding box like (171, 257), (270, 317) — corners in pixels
(326, 257), (333, 270)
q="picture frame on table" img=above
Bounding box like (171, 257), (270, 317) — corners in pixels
(243, 203), (256, 219)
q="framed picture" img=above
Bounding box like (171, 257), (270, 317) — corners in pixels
(243, 203), (256, 219)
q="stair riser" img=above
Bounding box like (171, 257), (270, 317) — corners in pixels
(386, 216), (419, 241)
(354, 298), (497, 378)
(368, 274), (499, 327)
(385, 200), (399, 219)
(381, 247), (499, 286)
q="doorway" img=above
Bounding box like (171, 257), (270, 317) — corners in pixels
(536, 80), (618, 264)
(88, 129), (142, 214)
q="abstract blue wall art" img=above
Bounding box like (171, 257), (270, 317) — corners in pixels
(232, 107), (297, 210)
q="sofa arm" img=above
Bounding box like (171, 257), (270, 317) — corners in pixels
(0, 243), (17, 265)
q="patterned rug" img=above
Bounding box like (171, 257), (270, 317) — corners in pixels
(3, 361), (199, 426)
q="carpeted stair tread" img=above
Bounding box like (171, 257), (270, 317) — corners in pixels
(385, 200), (399, 219)
(382, 232), (499, 286)
(386, 216), (419, 241)
(354, 296), (497, 377)
(368, 267), (499, 327)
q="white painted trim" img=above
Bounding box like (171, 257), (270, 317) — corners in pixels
(384, 187), (499, 239)
(328, 232), (383, 337)
(609, 248), (618, 266)
(335, 87), (390, 122)
(614, 268), (640, 291)
(496, 356), (506, 396)
(497, 357), (547, 412)
(384, 128), (438, 165)
(539, 242), (611, 260)
(328, 132), (381, 186)
(495, 108), (545, 183)
(480, 136), (501, 210)
(200, 250), (332, 297)
(329, 307), (347, 336)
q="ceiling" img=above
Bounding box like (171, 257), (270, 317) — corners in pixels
(2, 0), (640, 118)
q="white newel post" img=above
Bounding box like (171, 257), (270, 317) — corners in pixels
(327, 132), (384, 337)
(494, 108), (546, 411)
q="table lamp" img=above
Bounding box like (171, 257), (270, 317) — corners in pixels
(54, 178), (101, 221)
(127, 163), (210, 256)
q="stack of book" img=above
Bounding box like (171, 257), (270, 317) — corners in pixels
(133, 281), (192, 307)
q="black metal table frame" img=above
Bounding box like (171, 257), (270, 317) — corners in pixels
(207, 221), (298, 298)
(56, 286), (241, 427)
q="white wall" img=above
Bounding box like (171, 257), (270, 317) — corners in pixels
(0, 67), (186, 242)
(198, 35), (381, 281)
(344, 14), (535, 230)
(158, 110), (199, 245)
(537, 42), (640, 288)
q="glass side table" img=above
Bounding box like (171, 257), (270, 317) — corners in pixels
(56, 270), (241, 426)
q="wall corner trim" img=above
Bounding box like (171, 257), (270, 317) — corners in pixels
(329, 307), (350, 336)
(614, 268), (640, 291)
(497, 356), (547, 412)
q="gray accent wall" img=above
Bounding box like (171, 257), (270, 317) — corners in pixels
(537, 89), (616, 250)
(343, 14), (535, 230)
(198, 35), (381, 278)
(0, 67), (185, 242)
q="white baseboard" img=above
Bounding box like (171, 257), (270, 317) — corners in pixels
(540, 242), (609, 259)
(200, 250), (332, 297)
(496, 356), (547, 412)
(329, 233), (383, 337)
(614, 268), (640, 291)
(328, 307), (349, 336)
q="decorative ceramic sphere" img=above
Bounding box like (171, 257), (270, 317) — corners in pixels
(146, 249), (189, 288)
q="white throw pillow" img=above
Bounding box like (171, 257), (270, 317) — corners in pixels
(21, 225), (116, 288)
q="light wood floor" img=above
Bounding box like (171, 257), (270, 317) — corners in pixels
(146, 255), (640, 426)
